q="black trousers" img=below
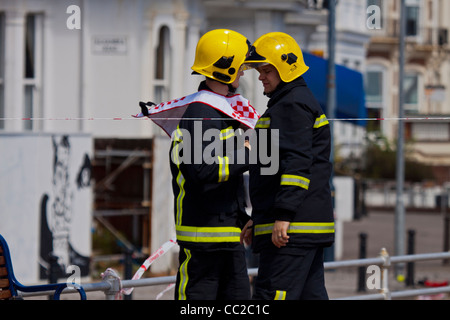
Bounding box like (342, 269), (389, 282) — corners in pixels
(175, 245), (251, 300)
(253, 247), (328, 300)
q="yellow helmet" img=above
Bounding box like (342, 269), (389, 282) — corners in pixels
(191, 29), (251, 84)
(244, 32), (309, 83)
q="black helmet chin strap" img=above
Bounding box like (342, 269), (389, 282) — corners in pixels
(227, 83), (237, 95)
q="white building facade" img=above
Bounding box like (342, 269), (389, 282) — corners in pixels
(365, 0), (450, 181)
(0, 0), (369, 138)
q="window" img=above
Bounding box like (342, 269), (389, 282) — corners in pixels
(412, 123), (450, 141)
(405, 0), (420, 36)
(25, 15), (36, 80)
(366, 71), (383, 103)
(365, 66), (386, 133)
(23, 13), (43, 131)
(404, 73), (419, 112)
(154, 26), (171, 104)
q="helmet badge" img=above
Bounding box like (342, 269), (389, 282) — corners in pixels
(281, 53), (298, 65)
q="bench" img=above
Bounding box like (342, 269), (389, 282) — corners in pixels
(0, 234), (86, 300)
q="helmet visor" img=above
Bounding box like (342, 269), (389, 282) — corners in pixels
(245, 45), (267, 62)
(241, 62), (269, 71)
(243, 45), (270, 70)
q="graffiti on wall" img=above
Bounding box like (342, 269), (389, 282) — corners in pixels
(39, 135), (91, 279)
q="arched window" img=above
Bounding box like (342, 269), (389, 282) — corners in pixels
(154, 26), (171, 103)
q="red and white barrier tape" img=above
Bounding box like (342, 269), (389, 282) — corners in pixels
(122, 237), (177, 296)
(156, 283), (176, 300)
(101, 268), (124, 300)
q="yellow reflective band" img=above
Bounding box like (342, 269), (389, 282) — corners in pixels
(254, 222), (335, 236)
(280, 174), (310, 190)
(172, 140), (181, 165)
(177, 248), (191, 300)
(175, 171), (186, 226)
(220, 126), (235, 140)
(255, 117), (271, 129)
(176, 225), (241, 243)
(218, 156), (230, 182)
(274, 290), (286, 300)
(171, 125), (183, 166)
(314, 114), (329, 128)
(173, 125), (183, 142)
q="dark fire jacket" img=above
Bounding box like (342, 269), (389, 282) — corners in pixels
(249, 76), (335, 252)
(170, 82), (251, 251)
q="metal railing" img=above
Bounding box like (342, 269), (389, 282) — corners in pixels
(20, 249), (450, 300)
(328, 249), (450, 300)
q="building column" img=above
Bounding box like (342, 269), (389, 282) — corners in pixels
(184, 18), (201, 95)
(4, 9), (25, 131)
(171, 10), (188, 98)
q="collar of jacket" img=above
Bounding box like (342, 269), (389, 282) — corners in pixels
(266, 76), (306, 108)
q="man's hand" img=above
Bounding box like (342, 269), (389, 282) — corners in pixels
(240, 220), (253, 246)
(272, 220), (290, 248)
(244, 139), (251, 151)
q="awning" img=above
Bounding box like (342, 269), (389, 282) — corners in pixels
(302, 52), (367, 127)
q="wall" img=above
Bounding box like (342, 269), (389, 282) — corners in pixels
(0, 133), (92, 284)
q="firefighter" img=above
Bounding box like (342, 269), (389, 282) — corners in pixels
(170, 29), (253, 300)
(242, 32), (335, 300)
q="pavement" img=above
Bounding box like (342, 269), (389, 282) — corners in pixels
(27, 209), (450, 300)
(325, 209), (450, 299)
